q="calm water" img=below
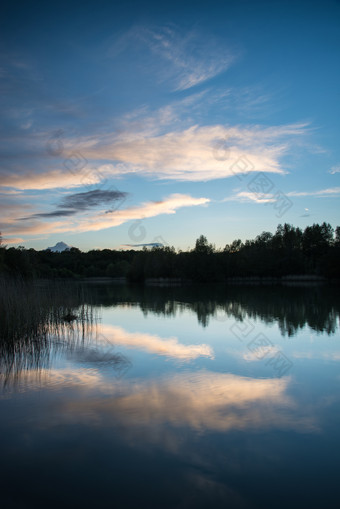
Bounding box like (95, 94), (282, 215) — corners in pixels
(1, 283), (340, 509)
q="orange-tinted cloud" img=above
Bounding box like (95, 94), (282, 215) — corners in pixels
(4, 193), (209, 238)
(100, 324), (214, 360)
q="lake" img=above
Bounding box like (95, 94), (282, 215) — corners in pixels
(1, 282), (340, 508)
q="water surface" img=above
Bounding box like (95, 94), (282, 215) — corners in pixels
(1, 283), (340, 508)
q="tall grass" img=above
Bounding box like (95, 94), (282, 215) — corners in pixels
(0, 278), (96, 383)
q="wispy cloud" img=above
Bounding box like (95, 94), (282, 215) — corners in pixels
(142, 25), (235, 91)
(20, 210), (77, 220)
(0, 168), (103, 191)
(59, 189), (127, 210)
(77, 123), (308, 182)
(0, 85), (310, 192)
(64, 193), (210, 234)
(4, 193), (209, 238)
(287, 187), (340, 197)
(225, 186), (340, 204)
(19, 189), (128, 221)
(329, 164), (340, 174)
(1, 237), (24, 245)
(223, 191), (277, 204)
(109, 25), (235, 91)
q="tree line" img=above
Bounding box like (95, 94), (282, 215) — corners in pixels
(0, 222), (339, 281)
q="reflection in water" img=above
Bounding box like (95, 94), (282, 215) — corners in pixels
(54, 370), (317, 434)
(1, 282), (339, 387)
(85, 282), (340, 335)
(0, 319), (133, 390)
(100, 324), (214, 360)
(0, 278), (98, 387)
(0, 366), (101, 395)
(0, 320), (212, 390)
(0, 282), (340, 508)
(0, 332), (132, 391)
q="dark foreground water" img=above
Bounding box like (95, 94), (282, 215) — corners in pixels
(1, 283), (340, 509)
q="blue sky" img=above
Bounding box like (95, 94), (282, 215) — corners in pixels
(1, 0), (339, 251)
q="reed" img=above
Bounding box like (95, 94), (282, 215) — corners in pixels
(0, 277), (94, 340)
(0, 277), (97, 382)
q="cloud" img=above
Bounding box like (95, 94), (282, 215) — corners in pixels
(71, 193), (210, 234)
(4, 193), (210, 237)
(20, 210), (77, 220)
(100, 324), (214, 361)
(0, 92), (309, 192)
(108, 25), (235, 91)
(329, 165), (340, 174)
(58, 189), (128, 210)
(300, 207), (311, 217)
(0, 168), (103, 191)
(0, 198), (38, 239)
(123, 242), (164, 248)
(225, 186), (340, 204)
(224, 191), (277, 204)
(78, 123), (308, 182)
(18, 189), (128, 221)
(141, 25), (235, 91)
(287, 187), (340, 197)
(1, 237), (24, 245)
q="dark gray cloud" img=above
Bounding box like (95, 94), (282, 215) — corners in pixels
(59, 189), (128, 210)
(124, 242), (164, 248)
(18, 188), (128, 221)
(19, 210), (77, 220)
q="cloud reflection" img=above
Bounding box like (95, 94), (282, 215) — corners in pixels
(100, 324), (214, 360)
(87, 372), (314, 433)
(35, 369), (317, 435)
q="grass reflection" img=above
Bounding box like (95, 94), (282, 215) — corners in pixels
(0, 278), (96, 385)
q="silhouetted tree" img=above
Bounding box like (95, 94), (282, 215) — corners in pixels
(194, 235), (214, 255)
(1, 223), (339, 281)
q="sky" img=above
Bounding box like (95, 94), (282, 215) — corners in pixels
(0, 0), (340, 251)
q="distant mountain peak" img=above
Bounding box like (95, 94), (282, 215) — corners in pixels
(46, 241), (71, 252)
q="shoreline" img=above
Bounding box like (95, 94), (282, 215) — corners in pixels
(78, 275), (338, 286)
